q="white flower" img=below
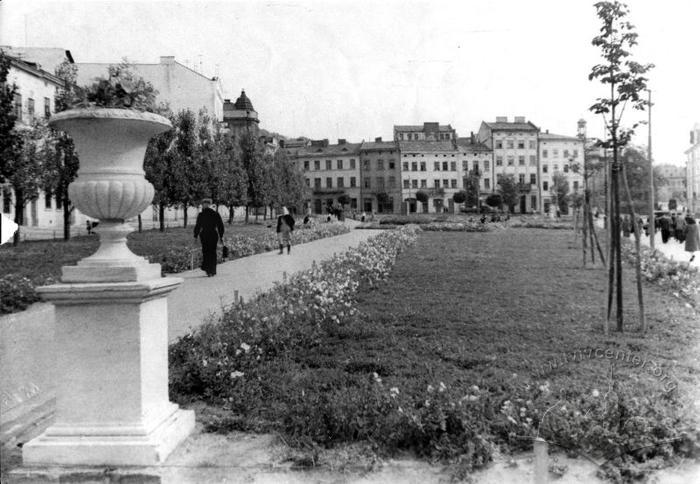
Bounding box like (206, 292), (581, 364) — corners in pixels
(438, 382), (447, 393)
(592, 389), (600, 398)
(240, 342), (251, 353)
(230, 371), (244, 379)
(427, 384), (435, 393)
(471, 385), (480, 392)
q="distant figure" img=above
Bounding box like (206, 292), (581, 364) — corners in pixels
(277, 206), (295, 254)
(621, 216), (631, 238)
(303, 214), (310, 225)
(685, 217), (699, 262)
(659, 216), (671, 244)
(194, 198), (224, 277)
(676, 215), (687, 243)
(361, 212), (366, 222)
(480, 214), (487, 224)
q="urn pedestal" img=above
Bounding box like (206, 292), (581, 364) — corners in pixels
(22, 109), (194, 466)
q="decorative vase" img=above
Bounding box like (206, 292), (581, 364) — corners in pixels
(49, 108), (170, 282)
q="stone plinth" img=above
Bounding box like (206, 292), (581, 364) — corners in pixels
(22, 278), (194, 466)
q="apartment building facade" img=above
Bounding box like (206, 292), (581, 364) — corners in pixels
(687, 123), (700, 214)
(359, 138), (401, 214)
(456, 136), (494, 207)
(538, 132), (585, 214)
(477, 117), (540, 213)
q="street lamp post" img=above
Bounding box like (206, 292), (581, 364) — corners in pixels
(647, 88), (655, 249)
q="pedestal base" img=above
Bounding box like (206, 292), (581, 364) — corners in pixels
(22, 408), (195, 466)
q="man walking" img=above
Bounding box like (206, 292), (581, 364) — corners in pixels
(277, 206), (295, 254)
(194, 198), (224, 277)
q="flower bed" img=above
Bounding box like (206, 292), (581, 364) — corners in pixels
(621, 241), (700, 306)
(0, 275), (42, 314)
(152, 222), (350, 274)
(169, 225), (420, 400)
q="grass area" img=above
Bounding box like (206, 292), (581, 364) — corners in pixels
(0, 223), (267, 285)
(177, 228), (699, 481)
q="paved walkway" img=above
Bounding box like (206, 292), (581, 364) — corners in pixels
(167, 227), (382, 341)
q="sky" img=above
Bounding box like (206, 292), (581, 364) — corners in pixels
(0, 0), (698, 166)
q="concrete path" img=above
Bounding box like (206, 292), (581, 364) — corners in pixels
(168, 227), (382, 341)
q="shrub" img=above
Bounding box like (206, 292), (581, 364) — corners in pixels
(0, 275), (41, 313)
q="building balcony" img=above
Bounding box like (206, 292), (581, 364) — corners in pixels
(312, 188), (348, 195)
(518, 183), (537, 193)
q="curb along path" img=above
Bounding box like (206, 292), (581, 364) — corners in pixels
(167, 228), (383, 341)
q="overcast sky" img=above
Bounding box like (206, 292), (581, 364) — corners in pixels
(1, 0), (697, 166)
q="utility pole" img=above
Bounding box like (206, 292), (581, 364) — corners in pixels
(647, 89), (655, 249)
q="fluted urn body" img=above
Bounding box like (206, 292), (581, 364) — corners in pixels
(49, 108), (172, 282)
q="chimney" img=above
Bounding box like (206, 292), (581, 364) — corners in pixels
(375, 137), (382, 142)
(514, 116), (525, 123)
(692, 131), (696, 145)
(160, 56), (175, 64)
(338, 139), (346, 145)
(496, 116), (508, 123)
(471, 131), (475, 143)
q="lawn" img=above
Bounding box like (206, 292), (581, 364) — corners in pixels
(176, 228), (700, 481)
(0, 223), (268, 285)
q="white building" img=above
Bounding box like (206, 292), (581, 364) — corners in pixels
(538, 131), (585, 214)
(76, 56), (224, 121)
(686, 124), (700, 215)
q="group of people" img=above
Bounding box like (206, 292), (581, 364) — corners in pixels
(193, 198), (297, 277)
(620, 212), (700, 262)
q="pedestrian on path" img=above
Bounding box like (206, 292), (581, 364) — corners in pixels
(277, 206), (295, 254)
(194, 198), (224, 277)
(684, 216), (700, 262)
(659, 215), (671, 244)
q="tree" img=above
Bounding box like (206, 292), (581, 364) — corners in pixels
(497, 175), (519, 213)
(590, 0), (653, 332)
(464, 169), (480, 208)
(619, 146), (665, 213)
(266, 148), (306, 214)
(552, 172), (570, 214)
(337, 194), (350, 207)
(485, 193), (503, 209)
(452, 190), (467, 204)
(144, 110), (179, 232)
(415, 190), (428, 204)
(210, 130), (247, 224)
(240, 133), (268, 222)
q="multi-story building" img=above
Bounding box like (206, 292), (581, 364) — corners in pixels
(477, 116), (540, 213)
(291, 139), (363, 214)
(538, 130), (585, 214)
(655, 164), (687, 204)
(686, 124), (700, 214)
(1, 47), (93, 232)
(394, 122), (456, 142)
(223, 90), (259, 137)
(76, 56), (225, 121)
(456, 135), (493, 208)
(359, 137), (401, 214)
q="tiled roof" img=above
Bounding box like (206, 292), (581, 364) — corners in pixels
(1, 46), (73, 73)
(360, 141), (397, 151)
(234, 90), (255, 111)
(482, 121), (539, 131)
(395, 124), (453, 132)
(539, 132), (580, 141)
(456, 137), (491, 151)
(398, 141), (457, 152)
(297, 142), (363, 156)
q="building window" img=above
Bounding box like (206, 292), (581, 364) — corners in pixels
(305, 178), (310, 187)
(530, 155), (537, 166)
(434, 161), (440, 171)
(529, 140), (536, 149)
(376, 177), (385, 189)
(462, 160), (468, 170)
(27, 98), (35, 120)
(377, 160), (384, 170)
(434, 180), (440, 188)
(496, 156), (503, 166)
(314, 178), (321, 188)
(399, 133), (404, 140)
(13, 93), (22, 121)
(564, 164), (569, 173)
(450, 179), (457, 188)
(350, 176), (356, 187)
(442, 161), (448, 171)
(472, 161), (478, 172)
(495, 140), (503, 149)
(443, 178), (449, 188)
(543, 181), (549, 191)
(563, 150), (570, 158)
(507, 156), (514, 166)
(420, 162), (426, 171)
(531, 195), (537, 208)
(411, 162), (418, 171)
(573, 180), (579, 190)
(542, 150), (548, 158)
(403, 162), (409, 171)
(364, 177), (371, 188)
(350, 158), (356, 169)
(450, 161), (456, 171)
(304, 160), (310, 170)
(314, 160), (320, 170)
(350, 198), (358, 209)
(530, 174), (536, 185)
(326, 177), (332, 188)
(543, 164), (548, 173)
(412, 179), (419, 189)
(519, 174), (525, 184)
(363, 159), (370, 169)
(337, 159), (343, 170)
(507, 140), (514, 149)
(497, 173), (503, 183)
(403, 179), (410, 189)
(517, 140), (525, 149)
(45, 189), (52, 209)
(553, 164), (559, 171)
(483, 160), (490, 171)
(326, 160), (332, 170)
(552, 149), (559, 157)
(484, 178), (490, 189)
(44, 97), (51, 118)
(337, 177), (344, 188)
(518, 156), (525, 166)
(573, 150), (579, 159)
(388, 176), (396, 188)
(388, 161), (395, 169)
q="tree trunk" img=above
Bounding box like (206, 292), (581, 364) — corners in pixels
(245, 205), (249, 223)
(228, 205), (234, 224)
(582, 204), (588, 266)
(13, 189), (24, 246)
(138, 214), (143, 233)
(63, 193), (71, 241)
(612, 156), (623, 331)
(588, 206), (606, 265)
(183, 204), (188, 228)
(159, 203), (165, 232)
(622, 162), (646, 333)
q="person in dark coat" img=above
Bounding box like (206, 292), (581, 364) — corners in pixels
(659, 215), (671, 244)
(277, 206), (295, 254)
(193, 198), (224, 277)
(685, 216), (700, 262)
(675, 215), (687, 243)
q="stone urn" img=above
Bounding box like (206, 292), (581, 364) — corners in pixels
(23, 108), (194, 467)
(50, 108), (169, 282)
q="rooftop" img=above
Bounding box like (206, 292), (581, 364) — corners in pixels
(395, 123), (454, 132)
(482, 120), (539, 132)
(233, 90), (255, 111)
(1, 45), (73, 73)
(297, 142), (363, 156)
(539, 132), (581, 142)
(456, 137), (491, 151)
(398, 140), (458, 152)
(360, 140), (397, 151)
